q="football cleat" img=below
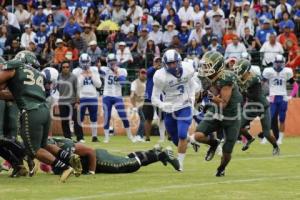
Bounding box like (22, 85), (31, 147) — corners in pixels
(191, 142), (200, 153)
(26, 157), (37, 177)
(216, 169), (225, 177)
(92, 136), (99, 142)
(10, 165), (28, 178)
(69, 154), (82, 177)
(60, 167), (74, 183)
(161, 147), (180, 171)
(242, 137), (255, 151)
(205, 139), (220, 161)
(273, 146), (280, 156)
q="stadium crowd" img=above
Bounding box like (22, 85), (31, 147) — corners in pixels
(0, 0), (299, 71)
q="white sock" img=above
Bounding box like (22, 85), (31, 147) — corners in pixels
(126, 128), (133, 138)
(177, 153), (185, 170)
(189, 134), (196, 143)
(104, 129), (109, 138)
(159, 121), (165, 141)
(91, 122), (97, 137)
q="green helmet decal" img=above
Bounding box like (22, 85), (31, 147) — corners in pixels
(198, 51), (224, 78)
(14, 50), (40, 68)
(232, 59), (251, 80)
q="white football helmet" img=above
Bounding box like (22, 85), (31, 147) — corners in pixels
(274, 54), (285, 71)
(79, 53), (91, 70)
(106, 53), (118, 69)
(41, 67), (59, 97)
(162, 49), (182, 77)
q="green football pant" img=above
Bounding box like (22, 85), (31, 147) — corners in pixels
(20, 104), (50, 157)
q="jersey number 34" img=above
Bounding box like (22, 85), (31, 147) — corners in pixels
(23, 69), (45, 91)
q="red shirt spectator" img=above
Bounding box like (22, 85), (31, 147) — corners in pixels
(277, 26), (298, 50)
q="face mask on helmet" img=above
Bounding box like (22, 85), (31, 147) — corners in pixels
(198, 60), (216, 78)
(163, 50), (183, 77)
(79, 54), (91, 70)
(273, 55), (285, 72)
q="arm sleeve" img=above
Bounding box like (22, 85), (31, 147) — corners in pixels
(91, 73), (102, 88)
(262, 68), (271, 80)
(151, 73), (165, 109)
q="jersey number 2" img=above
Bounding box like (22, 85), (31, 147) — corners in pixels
(23, 69), (45, 91)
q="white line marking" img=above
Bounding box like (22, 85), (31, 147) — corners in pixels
(55, 175), (300, 200)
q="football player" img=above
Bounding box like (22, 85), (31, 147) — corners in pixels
(73, 53), (102, 142)
(0, 51), (82, 182)
(262, 54), (295, 144)
(152, 49), (195, 171)
(190, 51), (243, 177)
(43, 137), (180, 174)
(232, 59), (280, 154)
(99, 53), (134, 143)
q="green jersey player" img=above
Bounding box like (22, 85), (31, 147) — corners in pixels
(232, 59), (279, 155)
(45, 137), (180, 174)
(0, 51), (82, 182)
(190, 51), (243, 177)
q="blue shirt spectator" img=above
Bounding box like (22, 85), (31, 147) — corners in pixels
(186, 39), (203, 58)
(32, 6), (47, 30)
(34, 23), (48, 50)
(178, 23), (190, 45)
(208, 36), (224, 54)
(255, 19), (276, 44)
(63, 16), (83, 38)
(165, 8), (181, 29)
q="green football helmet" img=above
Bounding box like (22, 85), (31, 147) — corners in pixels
(232, 59), (251, 83)
(198, 51), (224, 78)
(14, 50), (40, 68)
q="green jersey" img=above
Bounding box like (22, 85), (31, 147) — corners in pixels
(3, 60), (46, 110)
(239, 73), (269, 108)
(211, 70), (243, 117)
(48, 138), (139, 174)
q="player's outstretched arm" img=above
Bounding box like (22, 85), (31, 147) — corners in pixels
(0, 68), (15, 86)
(74, 143), (96, 174)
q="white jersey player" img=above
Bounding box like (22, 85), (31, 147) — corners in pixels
(152, 49), (195, 171)
(262, 54), (294, 144)
(73, 53), (102, 142)
(99, 53), (134, 143)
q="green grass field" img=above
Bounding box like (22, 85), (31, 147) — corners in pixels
(1, 136), (300, 200)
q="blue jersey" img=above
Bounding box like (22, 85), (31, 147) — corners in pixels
(34, 31), (48, 48)
(63, 22), (83, 37)
(32, 14), (47, 27)
(255, 28), (276, 44)
(66, 0), (78, 15)
(78, 0), (95, 15)
(178, 31), (190, 45)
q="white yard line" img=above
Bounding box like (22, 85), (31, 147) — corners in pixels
(55, 175), (300, 200)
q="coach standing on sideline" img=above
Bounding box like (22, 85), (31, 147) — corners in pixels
(57, 60), (84, 142)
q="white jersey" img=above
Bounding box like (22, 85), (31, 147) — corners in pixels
(152, 61), (195, 113)
(72, 66), (102, 98)
(100, 66), (127, 97)
(262, 67), (293, 96)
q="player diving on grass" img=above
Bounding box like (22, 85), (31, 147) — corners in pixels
(232, 59), (280, 155)
(189, 51), (243, 177)
(0, 51), (82, 182)
(37, 137), (180, 174)
(151, 49), (195, 171)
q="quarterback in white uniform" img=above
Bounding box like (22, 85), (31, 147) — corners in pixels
(152, 49), (195, 171)
(73, 54), (102, 142)
(262, 54), (294, 144)
(99, 53), (134, 143)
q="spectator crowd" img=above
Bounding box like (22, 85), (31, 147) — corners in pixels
(0, 0), (299, 73)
